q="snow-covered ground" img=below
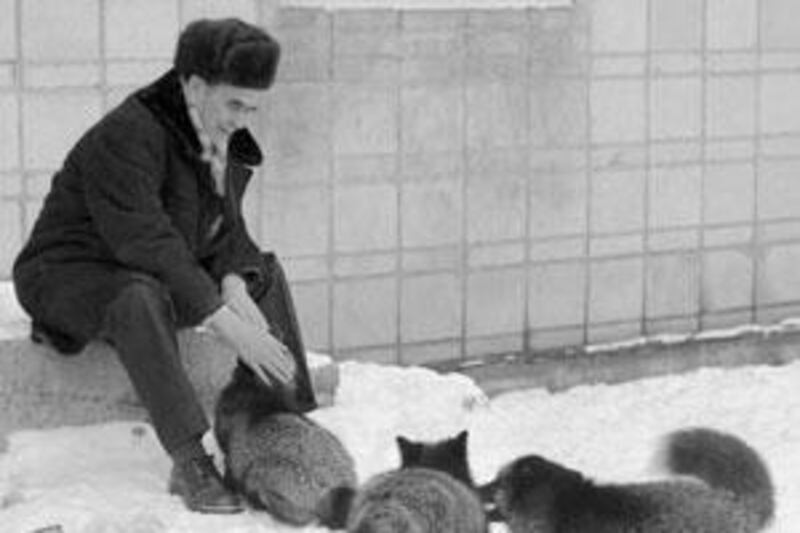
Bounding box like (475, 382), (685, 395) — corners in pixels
(0, 356), (797, 532)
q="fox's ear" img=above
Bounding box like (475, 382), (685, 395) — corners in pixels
(453, 430), (469, 452)
(397, 436), (421, 465)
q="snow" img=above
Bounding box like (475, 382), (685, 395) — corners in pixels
(0, 283), (27, 341)
(0, 357), (798, 532)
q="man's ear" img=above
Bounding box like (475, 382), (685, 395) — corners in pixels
(183, 74), (208, 108)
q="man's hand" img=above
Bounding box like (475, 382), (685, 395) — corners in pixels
(203, 304), (297, 387)
(221, 274), (269, 331)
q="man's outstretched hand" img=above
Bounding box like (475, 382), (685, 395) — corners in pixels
(203, 303), (297, 387)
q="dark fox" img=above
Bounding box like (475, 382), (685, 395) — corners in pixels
(214, 362), (357, 526)
(480, 427), (774, 533)
(324, 430), (487, 533)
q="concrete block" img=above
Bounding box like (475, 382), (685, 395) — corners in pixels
(649, 140), (702, 167)
(0, 332), (340, 445)
(529, 237), (585, 262)
(333, 55), (401, 84)
(590, 80), (646, 144)
(0, 173), (21, 198)
(650, 77), (702, 140)
(23, 64), (101, 88)
(401, 180), (461, 247)
(760, 73), (800, 135)
(106, 61), (171, 89)
(590, 0), (646, 53)
(22, 91), (102, 169)
(265, 83), (331, 183)
(467, 267), (525, 336)
(703, 249), (753, 312)
(292, 282), (331, 352)
(181, 0), (258, 23)
(651, 0), (702, 51)
(0, 94), (19, 171)
(703, 225), (752, 247)
(399, 340), (461, 367)
(589, 257), (643, 323)
(760, 0), (800, 49)
(105, 0), (179, 60)
(465, 332), (522, 359)
(401, 246), (460, 273)
(648, 166), (702, 229)
(529, 78), (588, 148)
(401, 85), (463, 154)
(402, 151), (463, 182)
(529, 260), (586, 329)
(467, 178), (525, 242)
(707, 0), (757, 49)
(22, 0), (100, 61)
(706, 76), (756, 138)
(646, 252), (700, 319)
(468, 242), (524, 268)
(332, 85), (397, 155)
(530, 170), (587, 239)
(590, 169), (644, 234)
(401, 273), (461, 343)
(650, 53), (702, 76)
(760, 244), (800, 305)
(334, 153), (397, 183)
(648, 228), (699, 253)
(334, 252), (395, 277)
(704, 163), (754, 225)
(263, 185), (330, 256)
(758, 159), (800, 220)
(0, 0), (15, 60)
(0, 66), (14, 87)
(466, 83), (528, 149)
(590, 234), (644, 257)
(334, 184), (397, 252)
(333, 276), (397, 349)
(468, 147), (527, 178)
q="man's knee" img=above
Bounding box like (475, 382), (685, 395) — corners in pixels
(108, 274), (174, 321)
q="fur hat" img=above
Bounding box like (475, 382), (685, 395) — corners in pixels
(174, 18), (280, 89)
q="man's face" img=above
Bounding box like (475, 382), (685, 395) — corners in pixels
(186, 75), (266, 148)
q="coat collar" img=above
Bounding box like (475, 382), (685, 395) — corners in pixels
(136, 69), (264, 167)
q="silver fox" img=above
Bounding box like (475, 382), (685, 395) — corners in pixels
(214, 362), (357, 526)
(481, 427), (774, 533)
(331, 430), (488, 533)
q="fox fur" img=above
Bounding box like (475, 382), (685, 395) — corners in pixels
(214, 362), (357, 527)
(481, 427), (774, 533)
(337, 430), (487, 533)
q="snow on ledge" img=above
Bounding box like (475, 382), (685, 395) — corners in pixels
(281, 0), (573, 9)
(0, 282), (28, 341)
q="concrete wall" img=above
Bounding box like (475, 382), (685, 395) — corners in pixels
(3, 0), (800, 366)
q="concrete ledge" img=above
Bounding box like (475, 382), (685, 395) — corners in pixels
(0, 330), (339, 448)
(441, 326), (800, 397)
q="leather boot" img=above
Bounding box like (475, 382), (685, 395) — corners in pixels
(168, 455), (244, 514)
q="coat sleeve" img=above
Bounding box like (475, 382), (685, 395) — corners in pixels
(79, 114), (223, 325)
(216, 168), (265, 286)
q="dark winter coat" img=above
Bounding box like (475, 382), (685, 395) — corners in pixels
(13, 69), (265, 341)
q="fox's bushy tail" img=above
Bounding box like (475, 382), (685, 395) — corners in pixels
(665, 427), (774, 529)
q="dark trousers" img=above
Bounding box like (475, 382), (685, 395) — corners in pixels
(17, 253), (316, 456)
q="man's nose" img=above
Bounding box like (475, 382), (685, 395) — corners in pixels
(231, 109), (253, 130)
